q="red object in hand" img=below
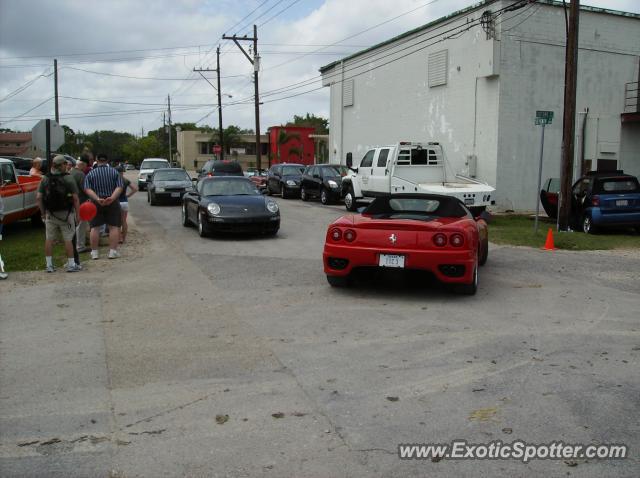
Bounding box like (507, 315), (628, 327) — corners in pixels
(79, 201), (97, 221)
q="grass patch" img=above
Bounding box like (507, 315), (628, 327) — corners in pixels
(1, 220), (69, 271)
(490, 215), (640, 251)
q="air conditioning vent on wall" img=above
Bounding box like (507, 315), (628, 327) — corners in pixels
(428, 50), (448, 87)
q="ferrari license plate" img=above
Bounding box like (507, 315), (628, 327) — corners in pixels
(616, 199), (628, 206)
(464, 198), (474, 205)
(171, 192), (180, 198)
(379, 254), (405, 268)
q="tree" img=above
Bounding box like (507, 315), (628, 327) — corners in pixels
(286, 113), (328, 134)
(122, 136), (164, 166)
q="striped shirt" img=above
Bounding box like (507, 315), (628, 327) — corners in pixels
(84, 164), (124, 198)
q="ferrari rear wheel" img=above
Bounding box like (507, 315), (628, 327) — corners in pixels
(326, 274), (349, 287)
(479, 240), (488, 266)
(456, 265), (478, 295)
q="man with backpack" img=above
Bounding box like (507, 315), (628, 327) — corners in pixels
(36, 155), (81, 273)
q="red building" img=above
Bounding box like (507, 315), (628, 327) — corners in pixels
(268, 126), (315, 166)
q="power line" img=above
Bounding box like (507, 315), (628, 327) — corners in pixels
(227, 1), (522, 106)
(1, 97), (53, 124)
(258, 0), (304, 27)
(265, 0), (446, 72)
(0, 68), (52, 103)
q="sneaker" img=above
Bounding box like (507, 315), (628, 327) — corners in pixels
(91, 250), (99, 260)
(0, 272), (8, 280)
(45, 265), (56, 273)
(108, 250), (120, 259)
(65, 264), (81, 273)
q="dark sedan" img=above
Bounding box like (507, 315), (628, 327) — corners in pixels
(301, 164), (350, 204)
(147, 168), (194, 205)
(266, 163), (305, 199)
(182, 176), (280, 237)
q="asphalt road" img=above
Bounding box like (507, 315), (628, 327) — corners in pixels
(1, 185), (639, 477)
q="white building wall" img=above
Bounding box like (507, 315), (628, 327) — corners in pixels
(322, 2), (503, 190)
(496, 2), (640, 210)
(322, 0), (640, 211)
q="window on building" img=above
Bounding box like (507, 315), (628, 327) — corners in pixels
(428, 50), (448, 87)
(343, 79), (354, 107)
(199, 142), (209, 155)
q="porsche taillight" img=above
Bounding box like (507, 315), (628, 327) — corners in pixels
(330, 228), (342, 241)
(433, 233), (447, 247)
(450, 233), (464, 247)
(344, 229), (357, 242)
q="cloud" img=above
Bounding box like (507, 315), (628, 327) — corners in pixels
(1, 0), (637, 134)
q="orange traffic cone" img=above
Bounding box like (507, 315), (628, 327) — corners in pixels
(542, 228), (555, 251)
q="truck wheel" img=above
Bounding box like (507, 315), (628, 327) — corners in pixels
(470, 206), (486, 217)
(344, 187), (358, 212)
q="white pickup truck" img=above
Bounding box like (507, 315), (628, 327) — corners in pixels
(342, 141), (495, 215)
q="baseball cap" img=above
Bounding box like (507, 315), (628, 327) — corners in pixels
(52, 155), (67, 166)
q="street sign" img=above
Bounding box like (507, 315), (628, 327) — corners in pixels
(213, 144), (222, 154)
(535, 110), (554, 125)
(32, 119), (65, 151)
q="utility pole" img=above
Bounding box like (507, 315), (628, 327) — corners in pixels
(193, 46), (224, 160)
(54, 59), (59, 122)
(167, 94), (172, 164)
(558, 0), (580, 231)
(223, 25), (261, 170)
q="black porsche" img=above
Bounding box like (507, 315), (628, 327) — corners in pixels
(182, 176), (280, 237)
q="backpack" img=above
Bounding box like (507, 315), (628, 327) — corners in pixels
(43, 173), (73, 214)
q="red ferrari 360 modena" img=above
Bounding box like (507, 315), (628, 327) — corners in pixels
(323, 194), (488, 295)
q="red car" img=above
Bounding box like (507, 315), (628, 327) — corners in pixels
(323, 194), (488, 295)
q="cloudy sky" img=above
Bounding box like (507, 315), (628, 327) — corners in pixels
(1, 0), (638, 135)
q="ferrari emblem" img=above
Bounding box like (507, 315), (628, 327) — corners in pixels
(389, 233), (397, 244)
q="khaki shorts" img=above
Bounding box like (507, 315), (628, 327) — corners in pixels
(45, 212), (76, 242)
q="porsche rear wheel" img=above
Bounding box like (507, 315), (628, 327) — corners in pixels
(197, 212), (210, 237)
(456, 265), (478, 295)
(327, 275), (349, 287)
(181, 203), (190, 227)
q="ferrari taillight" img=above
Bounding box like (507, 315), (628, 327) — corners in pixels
(344, 229), (356, 242)
(450, 233), (464, 247)
(433, 233), (447, 247)
(330, 228), (342, 241)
